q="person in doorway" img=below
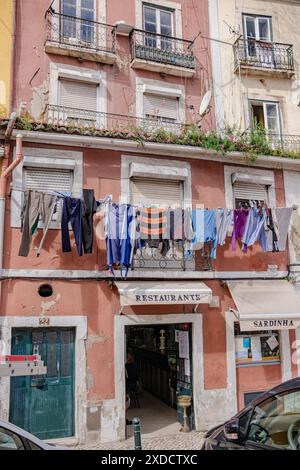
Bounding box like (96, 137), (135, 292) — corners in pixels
(125, 351), (140, 425)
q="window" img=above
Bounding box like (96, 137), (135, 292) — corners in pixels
(243, 15), (273, 65)
(23, 166), (73, 223)
(246, 390), (300, 449)
(244, 391), (266, 407)
(122, 156), (192, 270)
(243, 15), (272, 42)
(131, 177), (183, 207)
(234, 323), (280, 366)
(233, 181), (269, 208)
(62, 0), (95, 43)
(48, 64), (105, 129)
(143, 4), (174, 50)
(0, 427), (25, 450)
(27, 441), (42, 450)
(58, 78), (98, 126)
(250, 101), (280, 135)
(11, 148), (83, 229)
(143, 93), (179, 131)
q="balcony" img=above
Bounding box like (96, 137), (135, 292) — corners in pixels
(45, 9), (116, 64)
(233, 38), (294, 77)
(267, 133), (300, 152)
(130, 29), (196, 78)
(133, 245), (212, 272)
(45, 104), (184, 135)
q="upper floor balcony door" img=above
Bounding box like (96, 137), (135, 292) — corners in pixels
(143, 4), (173, 52)
(62, 0), (95, 45)
(243, 14), (273, 67)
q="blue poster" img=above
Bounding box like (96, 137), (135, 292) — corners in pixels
(243, 337), (250, 348)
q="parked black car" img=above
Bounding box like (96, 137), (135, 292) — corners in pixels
(202, 377), (300, 450)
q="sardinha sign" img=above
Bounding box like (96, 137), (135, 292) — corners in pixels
(240, 318), (300, 331)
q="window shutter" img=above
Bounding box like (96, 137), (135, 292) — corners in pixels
(233, 181), (268, 203)
(24, 167), (73, 225)
(24, 167), (73, 192)
(131, 177), (182, 207)
(143, 94), (179, 120)
(59, 79), (98, 111)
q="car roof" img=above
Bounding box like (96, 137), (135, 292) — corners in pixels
(251, 377), (300, 407)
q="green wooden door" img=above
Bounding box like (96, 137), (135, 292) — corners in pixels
(9, 328), (75, 439)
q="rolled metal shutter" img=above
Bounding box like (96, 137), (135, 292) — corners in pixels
(24, 167), (73, 192)
(143, 94), (179, 120)
(233, 181), (268, 203)
(24, 167), (73, 224)
(131, 177), (182, 207)
(59, 79), (98, 111)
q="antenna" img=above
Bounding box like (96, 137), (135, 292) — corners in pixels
(199, 89), (212, 117)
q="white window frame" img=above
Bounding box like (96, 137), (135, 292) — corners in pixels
(136, 0), (182, 39)
(11, 147), (83, 228)
(249, 100), (281, 136)
(143, 3), (174, 50)
(224, 165), (276, 210)
(52, 0), (106, 23)
(49, 63), (107, 128)
(243, 14), (272, 42)
(135, 76), (185, 125)
(249, 99), (282, 143)
(50, 0), (107, 50)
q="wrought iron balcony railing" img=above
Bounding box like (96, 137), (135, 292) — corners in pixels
(267, 132), (300, 152)
(130, 29), (196, 70)
(133, 243), (212, 271)
(46, 104), (184, 134)
(45, 9), (116, 55)
(233, 37), (294, 73)
(245, 128), (300, 153)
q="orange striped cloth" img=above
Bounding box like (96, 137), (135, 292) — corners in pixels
(138, 207), (167, 239)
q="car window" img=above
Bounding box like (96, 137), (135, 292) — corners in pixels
(0, 427), (25, 450)
(246, 389), (300, 450)
(27, 440), (42, 450)
(239, 408), (252, 437)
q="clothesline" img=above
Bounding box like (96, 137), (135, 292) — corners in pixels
(11, 187), (299, 211)
(15, 189), (296, 280)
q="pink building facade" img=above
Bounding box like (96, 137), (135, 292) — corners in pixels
(1, 0), (300, 445)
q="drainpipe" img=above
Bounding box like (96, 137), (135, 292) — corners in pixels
(0, 113), (22, 311)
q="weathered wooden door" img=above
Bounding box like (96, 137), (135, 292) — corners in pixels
(9, 328), (75, 439)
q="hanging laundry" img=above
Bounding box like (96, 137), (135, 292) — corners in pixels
(266, 208), (279, 252)
(192, 209), (217, 259)
(105, 203), (137, 277)
(61, 197), (83, 256)
(266, 207), (293, 252)
(231, 209), (249, 251)
(216, 208), (233, 245)
(144, 239), (170, 256)
(82, 189), (97, 254)
(19, 190), (58, 257)
(139, 207), (167, 240)
(242, 206), (268, 252)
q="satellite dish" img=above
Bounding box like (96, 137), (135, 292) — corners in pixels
(199, 89), (212, 117)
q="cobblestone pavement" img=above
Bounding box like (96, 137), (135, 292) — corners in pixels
(76, 431), (204, 450)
